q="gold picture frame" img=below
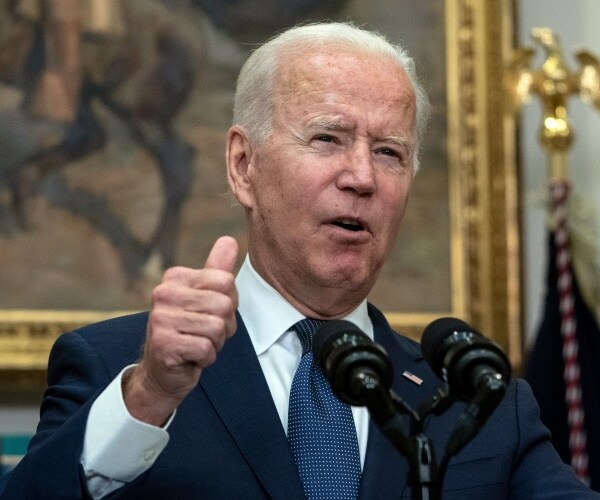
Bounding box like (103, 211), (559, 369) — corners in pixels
(0, 0), (521, 388)
(389, 0), (521, 365)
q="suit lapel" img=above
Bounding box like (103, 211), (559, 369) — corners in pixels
(199, 313), (304, 500)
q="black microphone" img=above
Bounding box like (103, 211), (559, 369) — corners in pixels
(421, 317), (511, 457)
(312, 320), (393, 407)
(421, 317), (511, 402)
(313, 320), (414, 456)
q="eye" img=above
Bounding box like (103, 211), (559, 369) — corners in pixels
(375, 147), (406, 162)
(374, 145), (412, 172)
(314, 134), (336, 143)
(309, 134), (342, 151)
(377, 147), (399, 158)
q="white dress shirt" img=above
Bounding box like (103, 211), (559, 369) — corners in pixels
(81, 256), (372, 498)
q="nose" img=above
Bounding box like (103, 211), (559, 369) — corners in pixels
(336, 142), (376, 196)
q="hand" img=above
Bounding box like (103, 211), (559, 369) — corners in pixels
(123, 236), (239, 425)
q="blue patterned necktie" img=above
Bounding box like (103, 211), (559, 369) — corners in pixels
(287, 318), (361, 499)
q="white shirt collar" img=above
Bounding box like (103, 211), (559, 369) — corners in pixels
(236, 255), (373, 355)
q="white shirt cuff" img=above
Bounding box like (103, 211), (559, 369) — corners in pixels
(82, 365), (174, 482)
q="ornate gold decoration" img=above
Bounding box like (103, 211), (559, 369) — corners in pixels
(507, 27), (600, 175)
(444, 0), (522, 367)
(0, 310), (131, 389)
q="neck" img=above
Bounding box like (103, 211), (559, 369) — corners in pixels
(248, 253), (369, 320)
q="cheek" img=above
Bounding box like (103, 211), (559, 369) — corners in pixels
(251, 156), (286, 203)
(395, 189), (411, 220)
(262, 167), (322, 214)
(252, 168), (307, 232)
(381, 184), (411, 234)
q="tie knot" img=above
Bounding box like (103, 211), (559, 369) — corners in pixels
(293, 318), (325, 355)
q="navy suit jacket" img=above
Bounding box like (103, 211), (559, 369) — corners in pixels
(0, 304), (597, 499)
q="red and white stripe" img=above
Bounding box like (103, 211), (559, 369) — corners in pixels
(550, 181), (590, 485)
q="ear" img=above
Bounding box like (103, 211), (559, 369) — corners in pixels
(226, 125), (255, 209)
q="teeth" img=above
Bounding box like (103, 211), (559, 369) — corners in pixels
(338, 219), (360, 226)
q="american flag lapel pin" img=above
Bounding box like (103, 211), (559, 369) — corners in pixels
(402, 370), (423, 386)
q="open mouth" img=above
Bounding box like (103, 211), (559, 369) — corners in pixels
(331, 219), (366, 232)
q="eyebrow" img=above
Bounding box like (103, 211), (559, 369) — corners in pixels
(306, 117), (347, 131)
(306, 117), (413, 147)
(380, 135), (412, 148)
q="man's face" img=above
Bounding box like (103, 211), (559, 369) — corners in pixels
(232, 45), (417, 316)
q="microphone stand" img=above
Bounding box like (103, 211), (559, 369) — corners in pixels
(354, 369), (506, 500)
(353, 371), (446, 500)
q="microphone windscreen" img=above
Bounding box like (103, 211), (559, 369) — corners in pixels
(421, 317), (472, 370)
(312, 320), (365, 368)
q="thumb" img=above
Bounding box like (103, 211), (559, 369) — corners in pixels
(204, 236), (239, 272)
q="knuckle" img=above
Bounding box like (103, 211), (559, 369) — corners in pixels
(162, 267), (179, 281)
(208, 271), (235, 294)
(149, 307), (171, 328)
(225, 296), (237, 316)
(198, 340), (217, 365)
(151, 284), (172, 304)
(162, 266), (188, 282)
(220, 273), (236, 291)
(210, 315), (226, 334)
(147, 325), (171, 351)
(227, 316), (238, 337)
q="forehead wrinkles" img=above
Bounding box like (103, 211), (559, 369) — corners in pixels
(276, 44), (412, 94)
(274, 46), (416, 133)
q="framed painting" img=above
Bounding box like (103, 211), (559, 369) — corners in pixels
(0, 0), (521, 388)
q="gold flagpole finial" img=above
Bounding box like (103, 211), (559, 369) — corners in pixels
(506, 27), (600, 182)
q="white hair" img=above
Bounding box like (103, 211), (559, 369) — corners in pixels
(232, 21), (430, 169)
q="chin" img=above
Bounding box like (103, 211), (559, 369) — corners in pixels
(304, 247), (382, 285)
(315, 263), (374, 292)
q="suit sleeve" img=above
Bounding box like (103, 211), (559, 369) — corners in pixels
(0, 331), (112, 499)
(509, 379), (600, 498)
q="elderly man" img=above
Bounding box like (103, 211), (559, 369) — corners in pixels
(1, 22), (598, 499)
